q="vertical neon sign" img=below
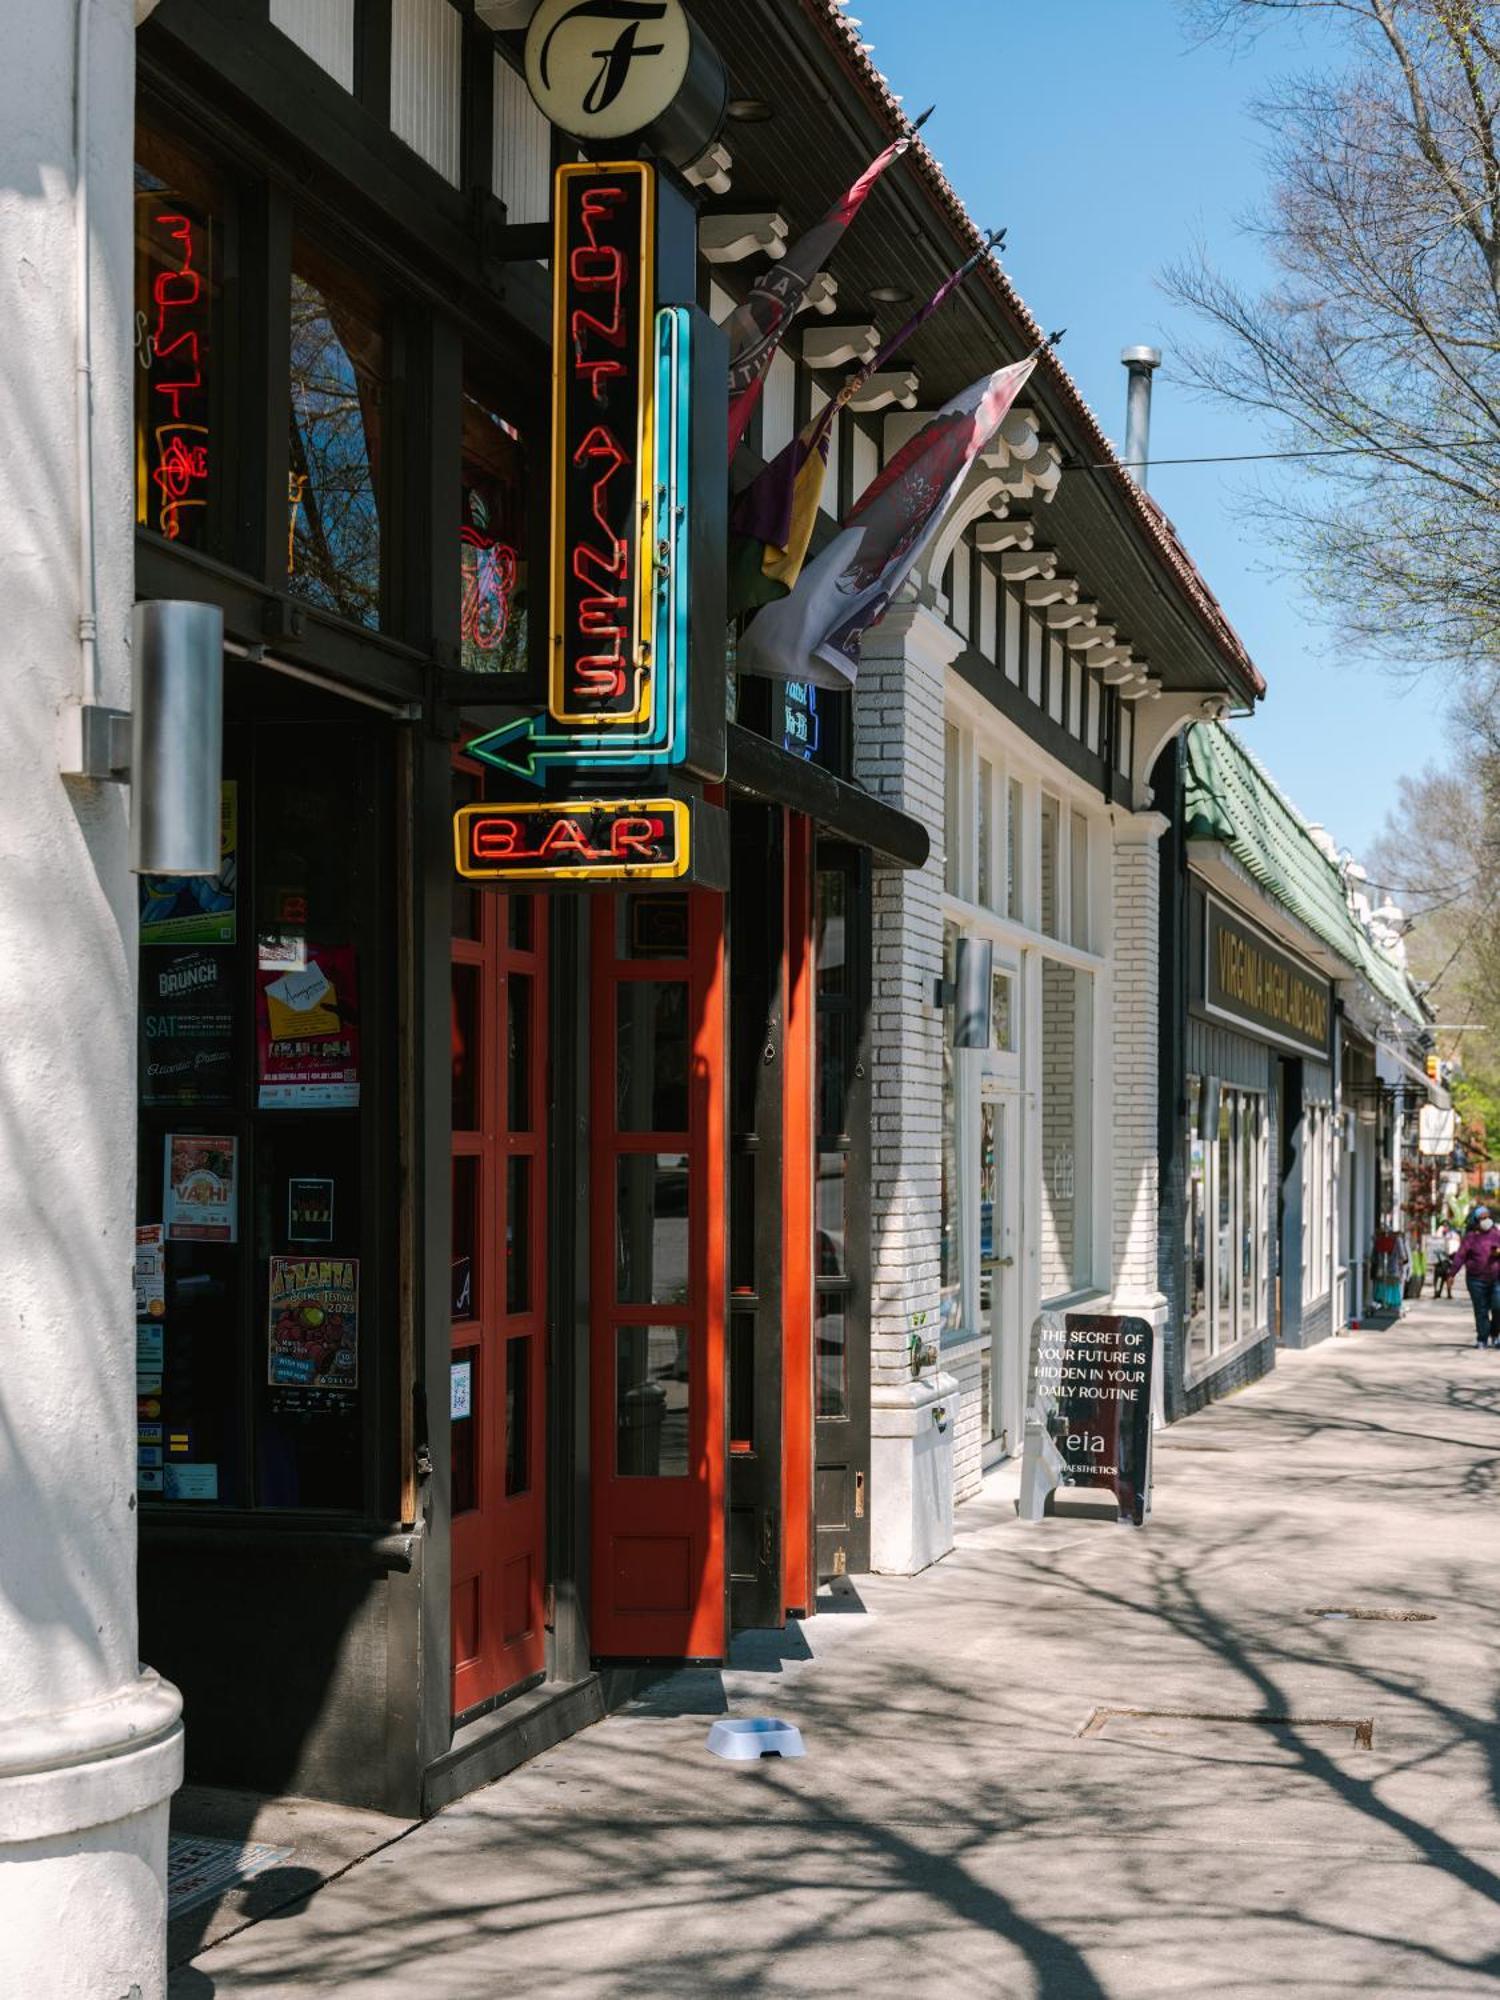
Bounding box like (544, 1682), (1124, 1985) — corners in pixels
(551, 161), (656, 727)
(140, 205), (211, 543)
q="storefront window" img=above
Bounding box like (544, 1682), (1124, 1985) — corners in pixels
(977, 760), (993, 909)
(616, 1325), (690, 1476)
(135, 128), (222, 551)
(288, 242), (387, 627)
(1040, 794), (1060, 939)
(1070, 811), (1090, 949)
(1191, 1081), (1270, 1375)
(136, 719), (387, 1512)
(1040, 959), (1092, 1296)
(1006, 778), (1023, 921)
(1303, 1100), (1334, 1302)
(944, 726), (963, 896)
(940, 923), (961, 1330)
(460, 369), (529, 673)
(1185, 1076), (1208, 1372)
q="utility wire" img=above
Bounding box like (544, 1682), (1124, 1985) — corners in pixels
(1074, 438), (1495, 473)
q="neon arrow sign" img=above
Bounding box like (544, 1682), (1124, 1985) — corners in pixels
(468, 300), (692, 783)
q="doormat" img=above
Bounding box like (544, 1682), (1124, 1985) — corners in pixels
(168, 1834), (292, 1917)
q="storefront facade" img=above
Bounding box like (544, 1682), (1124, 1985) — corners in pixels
(1157, 724), (1432, 1417)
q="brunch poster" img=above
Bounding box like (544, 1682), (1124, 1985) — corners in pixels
(162, 1134), (238, 1243)
(268, 1257), (358, 1390)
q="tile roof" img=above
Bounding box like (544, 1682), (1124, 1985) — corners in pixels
(1182, 723), (1424, 1024)
(804, 0), (1266, 702)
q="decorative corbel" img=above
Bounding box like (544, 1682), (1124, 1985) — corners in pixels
(700, 212), (789, 263)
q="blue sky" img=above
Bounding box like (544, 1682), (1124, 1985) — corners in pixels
(852, 0), (1443, 857)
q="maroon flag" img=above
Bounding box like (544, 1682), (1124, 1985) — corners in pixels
(736, 356), (1038, 689)
(728, 230), (1004, 613)
(722, 118), (928, 455)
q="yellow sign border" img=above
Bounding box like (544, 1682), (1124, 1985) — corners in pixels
(549, 160), (656, 729)
(453, 798), (690, 883)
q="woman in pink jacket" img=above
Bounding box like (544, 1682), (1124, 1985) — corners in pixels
(1452, 1209), (1500, 1345)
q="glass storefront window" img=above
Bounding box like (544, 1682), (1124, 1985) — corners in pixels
(1040, 794), (1060, 939)
(1070, 810), (1090, 949)
(616, 1325), (690, 1476)
(940, 923), (961, 1331)
(616, 1154), (690, 1304)
(944, 725), (963, 895)
(815, 1301), (848, 1419)
(1006, 779), (1023, 922)
(977, 759), (993, 909)
(990, 971), (1014, 1053)
(288, 242), (387, 628)
(135, 128), (222, 551)
(616, 983), (689, 1133)
(460, 373), (529, 674)
(504, 1337), (531, 1495)
(451, 1349), (478, 1514)
(1185, 1077), (1208, 1373)
(1190, 1081), (1270, 1375)
(1040, 959), (1092, 1297)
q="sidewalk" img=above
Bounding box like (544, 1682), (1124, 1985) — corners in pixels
(172, 1299), (1500, 1998)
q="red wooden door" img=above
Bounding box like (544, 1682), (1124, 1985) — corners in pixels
(451, 762), (548, 1715)
(590, 888), (725, 1658)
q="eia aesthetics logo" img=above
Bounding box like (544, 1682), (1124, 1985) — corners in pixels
(525, 0), (692, 138)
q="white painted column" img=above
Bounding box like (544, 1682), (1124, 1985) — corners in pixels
(1107, 810), (1170, 1417)
(0, 5), (183, 1995)
(854, 599), (963, 1574)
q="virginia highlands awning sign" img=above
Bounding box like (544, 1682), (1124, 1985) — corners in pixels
(1203, 896), (1332, 1060)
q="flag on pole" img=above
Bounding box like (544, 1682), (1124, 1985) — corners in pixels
(727, 231), (1003, 615)
(736, 355), (1038, 690)
(722, 116), (929, 456)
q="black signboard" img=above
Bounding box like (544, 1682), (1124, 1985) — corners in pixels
(1204, 897), (1331, 1059)
(140, 947), (234, 1105)
(1020, 1312), (1154, 1526)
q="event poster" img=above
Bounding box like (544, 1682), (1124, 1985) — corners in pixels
(162, 1134), (238, 1243)
(135, 1223), (166, 1319)
(268, 1256), (358, 1390)
(140, 782), (237, 945)
(140, 948), (235, 1106)
(256, 940), (360, 1109)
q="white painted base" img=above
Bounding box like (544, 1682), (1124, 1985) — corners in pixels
(0, 1671), (183, 2000)
(0, 1800), (172, 2000)
(870, 1371), (959, 1575)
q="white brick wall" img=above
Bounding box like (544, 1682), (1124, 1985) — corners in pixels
(1110, 813), (1169, 1301)
(855, 602), (964, 1389)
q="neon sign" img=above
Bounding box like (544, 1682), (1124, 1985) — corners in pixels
(141, 206), (211, 543)
(453, 798), (689, 883)
(459, 490), (518, 665)
(553, 161), (655, 725)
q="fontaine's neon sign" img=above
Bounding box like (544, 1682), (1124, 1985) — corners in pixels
(552, 161), (655, 726)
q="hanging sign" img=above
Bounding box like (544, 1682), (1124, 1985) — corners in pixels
(466, 172), (722, 787)
(455, 797), (689, 883)
(525, 0), (693, 141)
(1019, 1312), (1154, 1527)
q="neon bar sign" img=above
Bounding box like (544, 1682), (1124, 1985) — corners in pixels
(142, 206), (211, 542)
(454, 799), (689, 883)
(553, 161), (655, 725)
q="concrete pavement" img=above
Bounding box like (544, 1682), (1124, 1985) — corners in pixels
(173, 1298), (1500, 1997)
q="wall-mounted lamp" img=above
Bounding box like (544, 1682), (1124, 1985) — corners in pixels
(130, 600), (224, 876)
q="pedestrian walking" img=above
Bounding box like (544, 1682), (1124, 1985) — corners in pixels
(1451, 1209), (1500, 1344)
(1433, 1222), (1460, 1299)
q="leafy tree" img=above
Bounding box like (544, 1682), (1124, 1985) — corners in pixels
(1171, 0), (1500, 676)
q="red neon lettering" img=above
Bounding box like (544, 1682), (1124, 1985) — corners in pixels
(537, 818), (595, 859)
(610, 816), (664, 858)
(472, 817), (521, 860)
(563, 179), (645, 711)
(147, 211), (210, 540)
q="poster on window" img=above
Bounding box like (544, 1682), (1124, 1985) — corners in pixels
(255, 941), (360, 1109)
(135, 1223), (167, 1319)
(140, 948), (235, 1105)
(140, 782), (238, 945)
(163, 1134), (238, 1243)
(268, 1255), (358, 1390)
